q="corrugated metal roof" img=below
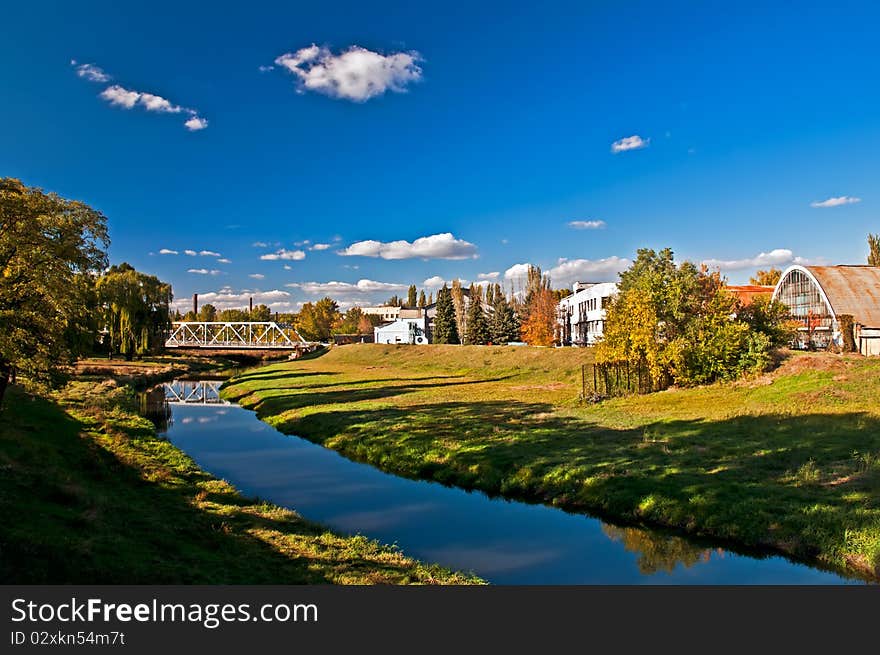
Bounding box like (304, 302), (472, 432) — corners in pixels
(807, 266), (880, 327)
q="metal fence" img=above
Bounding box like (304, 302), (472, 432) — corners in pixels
(581, 360), (659, 398)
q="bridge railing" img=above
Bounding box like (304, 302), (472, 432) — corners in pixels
(165, 321), (310, 349)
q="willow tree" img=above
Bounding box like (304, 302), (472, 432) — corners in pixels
(96, 263), (172, 360)
(0, 177), (108, 407)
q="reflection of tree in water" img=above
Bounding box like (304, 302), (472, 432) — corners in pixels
(138, 386), (172, 433)
(602, 525), (721, 574)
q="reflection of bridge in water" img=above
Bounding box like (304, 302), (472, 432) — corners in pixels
(162, 380), (230, 405)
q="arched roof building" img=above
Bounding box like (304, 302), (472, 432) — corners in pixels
(772, 265), (880, 354)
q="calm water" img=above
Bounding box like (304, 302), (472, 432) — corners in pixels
(147, 380), (861, 584)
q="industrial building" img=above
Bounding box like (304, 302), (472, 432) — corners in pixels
(374, 316), (430, 345)
(556, 281), (619, 346)
(772, 265), (880, 355)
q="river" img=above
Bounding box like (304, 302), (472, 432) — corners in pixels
(143, 379), (861, 584)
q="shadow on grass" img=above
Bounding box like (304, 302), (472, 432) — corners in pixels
(267, 399), (880, 580)
(0, 388), (456, 584)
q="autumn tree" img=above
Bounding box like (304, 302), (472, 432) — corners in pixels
(297, 297), (339, 341)
(450, 279), (466, 338)
(519, 265), (557, 346)
(750, 268), (782, 286)
(249, 304), (271, 321)
(197, 303), (217, 322)
(432, 285), (459, 344)
(334, 307), (364, 334)
(96, 263), (173, 360)
(869, 233), (880, 267)
(464, 286), (490, 345)
(418, 289), (426, 307)
(218, 308), (249, 322)
(406, 284), (417, 307)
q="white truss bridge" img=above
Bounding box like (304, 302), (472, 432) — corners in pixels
(165, 321), (315, 350)
(162, 380), (229, 405)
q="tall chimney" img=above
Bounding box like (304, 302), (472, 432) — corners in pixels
(193, 293), (198, 316)
(249, 296), (253, 313)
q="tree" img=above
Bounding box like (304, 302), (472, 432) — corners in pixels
(357, 313), (377, 335)
(519, 265), (556, 346)
(0, 178), (109, 406)
(869, 233), (880, 267)
(432, 285), (459, 344)
(334, 307), (364, 334)
(218, 308), (249, 322)
(407, 284), (417, 308)
(418, 289), (426, 308)
(197, 303), (217, 322)
(249, 304), (271, 321)
(450, 279), (466, 339)
(296, 297), (339, 342)
(490, 294), (520, 344)
(464, 286), (490, 345)
(96, 263), (173, 361)
(385, 294), (403, 307)
(750, 268), (782, 286)
(427, 292), (433, 305)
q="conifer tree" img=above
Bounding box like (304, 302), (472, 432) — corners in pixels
(451, 279), (466, 338)
(407, 284), (417, 307)
(418, 289), (426, 307)
(491, 294), (521, 344)
(485, 284), (495, 306)
(432, 285), (459, 344)
(428, 292), (434, 305)
(464, 285), (490, 344)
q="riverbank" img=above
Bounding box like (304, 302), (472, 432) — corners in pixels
(222, 344), (880, 581)
(0, 366), (481, 584)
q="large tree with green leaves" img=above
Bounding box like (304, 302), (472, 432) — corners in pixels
(297, 297), (339, 341)
(95, 263), (172, 360)
(432, 285), (459, 344)
(0, 178), (109, 406)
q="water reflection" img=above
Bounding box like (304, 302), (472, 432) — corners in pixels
(147, 380), (859, 584)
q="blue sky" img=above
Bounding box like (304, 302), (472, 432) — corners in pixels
(3, 1), (879, 312)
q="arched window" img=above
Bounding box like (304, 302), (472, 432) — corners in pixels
(774, 268), (834, 330)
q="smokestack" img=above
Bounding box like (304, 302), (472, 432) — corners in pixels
(193, 293), (198, 316)
(249, 296), (253, 313)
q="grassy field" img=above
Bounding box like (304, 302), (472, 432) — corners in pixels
(222, 344), (880, 580)
(0, 376), (480, 584)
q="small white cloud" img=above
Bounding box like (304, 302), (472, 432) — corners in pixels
(422, 275), (447, 289)
(73, 62), (111, 83)
(188, 268), (222, 275)
(184, 249), (197, 256)
(185, 116), (208, 131)
(568, 220), (606, 230)
(287, 279), (408, 295)
(158, 248), (178, 255)
(199, 250), (221, 257)
(283, 265), (292, 270)
(273, 44), (423, 102)
(249, 273), (266, 280)
(260, 248), (306, 261)
(810, 196), (861, 208)
(310, 243), (331, 251)
(258, 65), (275, 73)
(100, 85), (141, 109)
(503, 263), (532, 281)
(217, 258), (232, 264)
(338, 233), (477, 260)
(252, 241), (269, 248)
(611, 135), (649, 153)
(477, 271), (500, 280)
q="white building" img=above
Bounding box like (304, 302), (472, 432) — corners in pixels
(361, 305), (402, 322)
(374, 317), (430, 345)
(557, 281), (619, 346)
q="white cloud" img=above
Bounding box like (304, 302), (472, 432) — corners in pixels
(217, 258), (232, 264)
(260, 248), (306, 261)
(199, 250), (221, 257)
(258, 65), (275, 73)
(568, 220), (606, 230)
(422, 276), (447, 289)
(611, 135), (649, 153)
(810, 196), (861, 208)
(249, 273), (265, 280)
(287, 279), (408, 295)
(477, 271), (500, 280)
(549, 257), (631, 287)
(175, 289), (291, 311)
(188, 268), (221, 275)
(503, 263), (532, 281)
(184, 116), (208, 131)
(701, 248), (812, 271)
(283, 265), (292, 270)
(158, 248), (178, 255)
(100, 85), (141, 109)
(252, 241), (269, 248)
(184, 249), (197, 256)
(310, 243), (331, 251)
(339, 233), (477, 260)
(273, 44), (423, 102)
(73, 62), (111, 83)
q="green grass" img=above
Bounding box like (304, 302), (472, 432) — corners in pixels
(222, 344), (880, 581)
(0, 378), (481, 584)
